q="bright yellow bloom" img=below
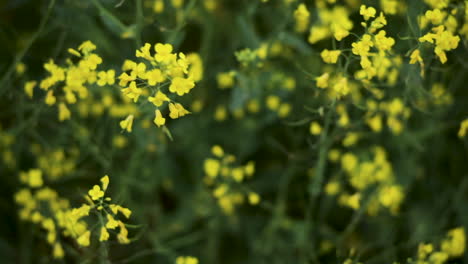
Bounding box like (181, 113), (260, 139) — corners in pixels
(58, 103), (71, 121)
(53, 243), (64, 259)
(176, 256), (199, 264)
(97, 70), (115, 86)
(77, 231), (91, 247)
(169, 77), (195, 96)
(28, 169), (43, 188)
(168, 103), (190, 119)
(101, 175), (109, 191)
(154, 43), (174, 62)
(88, 185), (104, 200)
(136, 43), (152, 60)
(309, 122), (322, 135)
(106, 214), (119, 229)
(204, 158), (220, 178)
(425, 9), (444, 25)
(293, 4), (310, 33)
(78, 41), (96, 54)
(374, 30), (395, 51)
(146, 69), (165, 85)
(441, 227), (465, 257)
(211, 145), (224, 157)
(120, 115), (134, 132)
(360, 5), (376, 21)
(122, 81), (143, 102)
(24, 81), (36, 98)
(99, 227), (110, 241)
(148, 91), (170, 107)
(315, 73), (329, 88)
(321, 49), (341, 64)
(153, 109), (166, 127)
(45, 91), (56, 105)
(248, 192), (260, 205)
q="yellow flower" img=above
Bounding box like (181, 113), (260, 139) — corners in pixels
(53, 243), (64, 259)
(153, 109), (166, 127)
(231, 168), (244, 182)
(121, 81), (143, 102)
(146, 69), (165, 86)
(24, 81), (36, 98)
(244, 161), (255, 177)
(315, 73), (329, 88)
(248, 192), (260, 205)
(293, 4), (310, 33)
(58, 103), (71, 121)
(309, 122), (322, 135)
(28, 169), (43, 188)
(168, 103), (190, 119)
(211, 145), (224, 157)
(325, 181), (340, 195)
(176, 256), (199, 264)
(214, 105), (227, 121)
(101, 175), (109, 191)
(425, 9), (444, 25)
(77, 231), (91, 247)
(154, 43), (174, 62)
(136, 43), (152, 60)
(97, 70), (115, 86)
(120, 115), (134, 132)
(360, 5), (376, 21)
(352, 34), (373, 56)
(204, 158), (220, 178)
(16, 62), (26, 75)
(88, 185), (104, 200)
(148, 91), (170, 107)
(266, 95), (280, 111)
(169, 77), (195, 96)
(217, 71), (236, 89)
(99, 227), (109, 241)
(78, 41), (96, 54)
(278, 103), (291, 118)
(106, 214), (119, 229)
(117, 221), (130, 244)
(374, 30), (395, 51)
(45, 91), (56, 105)
(320, 49), (341, 64)
(458, 119), (468, 138)
(441, 227), (465, 257)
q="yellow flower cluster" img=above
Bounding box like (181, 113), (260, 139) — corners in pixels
(118, 43), (201, 131)
(329, 146), (404, 215)
(315, 72), (351, 99)
(25, 41), (108, 121)
(15, 174), (133, 259)
(0, 126), (15, 168)
(353, 9), (398, 82)
(365, 98), (411, 135)
(176, 256), (199, 264)
(416, 227), (465, 264)
(30, 144), (79, 180)
(419, 25), (460, 64)
(266, 95), (292, 118)
(308, 5), (353, 43)
(203, 145), (258, 214)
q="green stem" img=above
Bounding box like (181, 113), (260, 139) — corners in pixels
(301, 100), (336, 263)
